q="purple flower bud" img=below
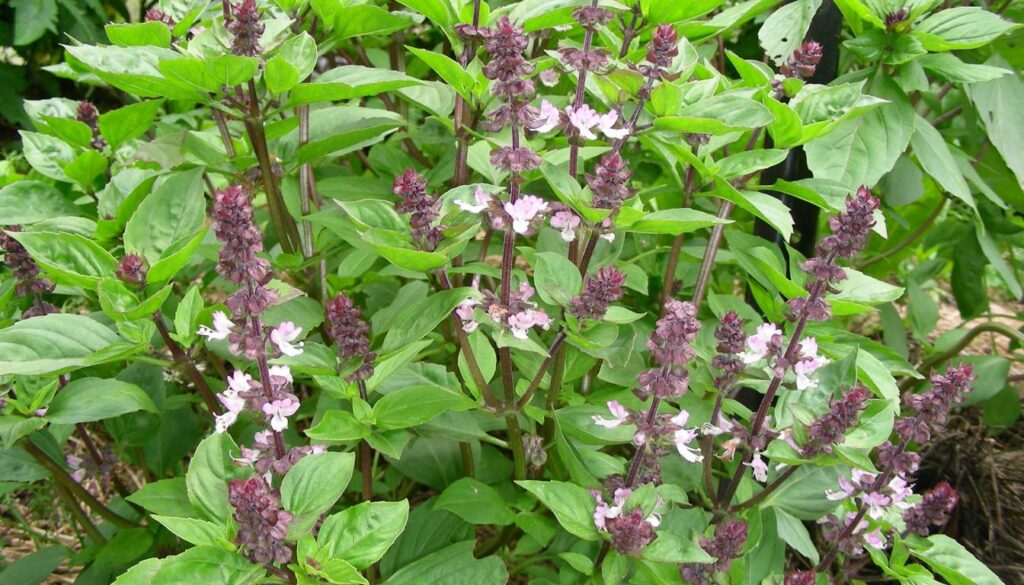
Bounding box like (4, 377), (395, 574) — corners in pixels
(607, 508), (657, 554)
(711, 312), (746, 389)
(803, 385), (870, 456)
(885, 8), (910, 30)
(229, 477), (293, 565)
(490, 146), (542, 173)
(571, 266), (625, 320)
(558, 47), (611, 72)
(646, 24), (679, 70)
(877, 440), (920, 476)
(574, 5), (614, 28)
(228, 0), (265, 57)
(648, 300), (700, 367)
(587, 153), (633, 210)
(76, 101), (106, 150)
(0, 227), (56, 299)
(211, 185), (272, 287)
(326, 293), (375, 381)
(903, 481), (957, 536)
(895, 364), (974, 443)
(680, 520), (747, 584)
(393, 169), (445, 250)
(780, 41), (823, 80)
(818, 186), (880, 259)
(145, 7), (176, 27)
(116, 254), (147, 286)
(636, 368), (688, 400)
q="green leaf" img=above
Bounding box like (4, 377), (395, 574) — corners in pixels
(173, 286), (204, 347)
(435, 478), (515, 526)
(157, 55), (260, 95)
(713, 178), (794, 241)
(917, 53), (1009, 83)
(148, 546), (265, 584)
(716, 149), (790, 180)
(11, 0), (57, 46)
(805, 75), (913, 191)
(641, 0), (724, 23)
(281, 452), (355, 536)
(759, 0), (823, 65)
(19, 131), (73, 182)
(45, 377), (156, 424)
(626, 208), (730, 235)
(319, 500), (410, 569)
(287, 66), (422, 106)
(373, 386), (475, 430)
(124, 168), (207, 265)
(126, 477), (199, 518)
(759, 465), (840, 520)
(775, 508), (820, 564)
(0, 314), (122, 376)
(306, 410), (371, 442)
(911, 115), (974, 213)
(0, 181), (76, 225)
(831, 268), (905, 304)
(643, 533), (715, 563)
(655, 94), (774, 135)
(98, 278), (173, 321)
(960, 355), (1010, 406)
(307, 558), (368, 585)
(106, 22), (172, 47)
(147, 228), (208, 284)
(533, 251), (583, 307)
(381, 541), (507, 585)
(64, 150), (109, 190)
(951, 228), (988, 320)
(965, 56), (1024, 191)
(0, 546), (67, 585)
(407, 47), (476, 101)
(288, 107), (404, 164)
(185, 433), (237, 524)
(265, 32), (317, 95)
(152, 515), (225, 547)
(516, 480), (601, 541)
(915, 7), (1017, 51)
(381, 288), (479, 353)
(64, 45), (203, 100)
(332, 5), (414, 38)
(99, 100), (164, 150)
(908, 534), (1004, 585)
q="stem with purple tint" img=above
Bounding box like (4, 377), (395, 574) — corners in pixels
(567, 0), (600, 177)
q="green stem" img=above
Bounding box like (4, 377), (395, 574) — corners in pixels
(55, 482), (107, 544)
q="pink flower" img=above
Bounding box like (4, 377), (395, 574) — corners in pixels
(794, 337), (829, 390)
(228, 370), (252, 394)
(268, 365), (293, 382)
(863, 527), (886, 549)
(232, 446), (262, 466)
(592, 488), (630, 531)
(263, 397), (300, 432)
(539, 68), (560, 87)
(67, 455), (86, 483)
(550, 210), (581, 242)
(671, 410), (703, 463)
(508, 308), (552, 339)
(457, 185), (492, 214)
(739, 323), (781, 364)
(455, 299), (480, 333)
(198, 311), (234, 340)
(533, 100), (561, 133)
(745, 450), (768, 483)
(215, 410), (239, 433)
(593, 400), (630, 428)
(595, 109), (629, 139)
(270, 322), (304, 357)
(567, 105), (601, 140)
(504, 195), (549, 234)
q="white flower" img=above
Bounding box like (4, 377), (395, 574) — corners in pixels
(745, 450), (769, 483)
(263, 398), (300, 432)
(457, 185), (491, 214)
(533, 99), (561, 133)
(215, 409), (239, 433)
(232, 446), (261, 466)
(645, 512), (662, 528)
(720, 437), (741, 461)
(504, 195), (549, 234)
(227, 370), (252, 394)
(550, 210), (581, 242)
(268, 365), (293, 383)
(198, 311), (234, 340)
(794, 337), (829, 390)
(567, 105), (601, 140)
(596, 110), (629, 139)
(270, 322), (304, 357)
(593, 400), (630, 428)
(671, 410), (703, 463)
(508, 308), (552, 339)
(739, 323), (781, 364)
(592, 488), (630, 531)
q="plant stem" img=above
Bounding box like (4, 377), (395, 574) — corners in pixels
(691, 201), (735, 310)
(54, 483), (106, 544)
(568, 0), (600, 178)
(22, 440), (138, 529)
(727, 466), (797, 513)
(243, 80), (301, 254)
(436, 269), (501, 408)
(900, 322), (1024, 392)
(460, 442), (475, 478)
(211, 109), (237, 158)
(153, 312), (221, 415)
(248, 305), (288, 460)
(515, 331), (568, 409)
(74, 423), (133, 500)
(356, 380), (374, 501)
(660, 164), (698, 307)
(452, 0), (482, 186)
(618, 5), (642, 58)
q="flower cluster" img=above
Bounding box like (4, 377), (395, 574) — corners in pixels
(903, 481), (958, 536)
(229, 477), (293, 565)
(570, 266), (625, 320)
(646, 24), (680, 72)
(802, 385), (870, 456)
(820, 509), (887, 555)
(325, 293), (376, 381)
(711, 312), (747, 391)
(75, 101), (106, 150)
(789, 186), (879, 322)
(211, 365), (301, 435)
(549, 207), (582, 242)
(591, 488), (660, 554)
(739, 326), (828, 389)
(894, 364), (975, 444)
(468, 281), (552, 339)
(457, 187), (550, 235)
(784, 570), (816, 585)
(594, 402), (704, 463)
(145, 7), (175, 27)
(557, 6), (612, 73)
(780, 41), (823, 80)
(635, 301), (700, 401)
(587, 153), (634, 210)
(228, 0), (264, 57)
(679, 520), (748, 585)
(0, 227), (57, 317)
(393, 169), (444, 250)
